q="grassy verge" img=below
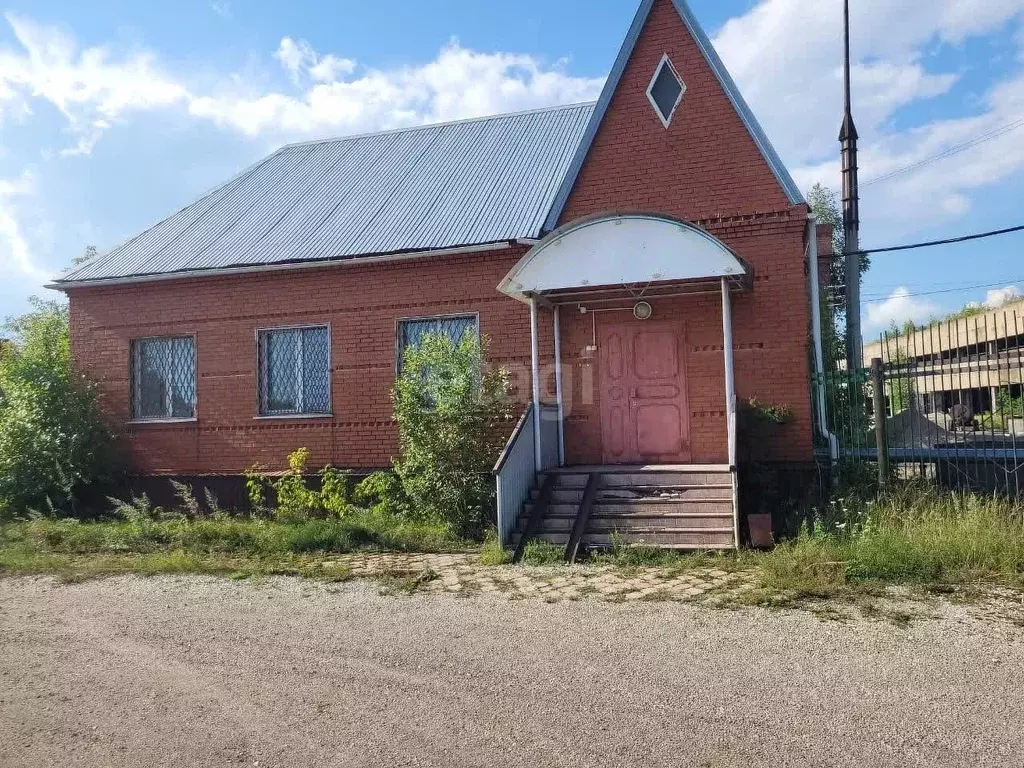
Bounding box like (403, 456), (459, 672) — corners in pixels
(4, 484), (1022, 618)
(735, 485), (1024, 610)
(0, 512), (469, 582)
(0, 548), (359, 584)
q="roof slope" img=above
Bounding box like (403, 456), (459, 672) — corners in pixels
(60, 102), (595, 284)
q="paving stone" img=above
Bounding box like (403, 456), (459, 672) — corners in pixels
(320, 552), (759, 603)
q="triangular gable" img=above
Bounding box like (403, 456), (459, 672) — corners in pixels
(543, 0), (803, 232)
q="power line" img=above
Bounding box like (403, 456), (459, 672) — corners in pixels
(863, 278), (1024, 300)
(847, 223), (1024, 257)
(862, 117), (1024, 187)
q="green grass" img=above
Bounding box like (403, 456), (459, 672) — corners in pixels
(735, 484), (1024, 607)
(4, 483), (1023, 618)
(0, 511), (465, 557)
(520, 540), (564, 566)
(0, 511), (467, 582)
(589, 539), (744, 574)
(477, 529), (512, 565)
(0, 548), (359, 584)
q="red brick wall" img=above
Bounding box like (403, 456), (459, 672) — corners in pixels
(68, 0), (815, 472)
(68, 247), (554, 474)
(554, 0), (814, 462)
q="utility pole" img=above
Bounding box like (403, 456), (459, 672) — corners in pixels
(840, 0), (862, 370)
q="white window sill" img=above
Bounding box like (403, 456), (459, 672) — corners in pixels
(253, 413), (333, 421)
(127, 418), (198, 425)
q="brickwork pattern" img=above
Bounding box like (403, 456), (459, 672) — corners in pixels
(557, 0), (813, 462)
(325, 553), (757, 603)
(68, 0), (814, 473)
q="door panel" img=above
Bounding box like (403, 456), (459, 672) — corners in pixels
(598, 320), (690, 464)
(635, 404), (684, 456)
(633, 329), (678, 379)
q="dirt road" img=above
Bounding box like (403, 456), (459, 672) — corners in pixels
(1, 575), (1022, 767)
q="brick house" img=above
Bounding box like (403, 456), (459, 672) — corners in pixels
(51, 0), (831, 549)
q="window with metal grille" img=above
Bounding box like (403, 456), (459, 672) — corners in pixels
(646, 54), (685, 128)
(257, 326), (331, 416)
(397, 314), (478, 375)
(131, 336), (197, 420)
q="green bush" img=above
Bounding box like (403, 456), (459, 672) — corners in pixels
(392, 332), (511, 537)
(0, 299), (119, 519)
(353, 470), (409, 516)
(245, 448), (353, 522)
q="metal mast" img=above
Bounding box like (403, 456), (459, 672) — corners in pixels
(840, 0), (862, 369)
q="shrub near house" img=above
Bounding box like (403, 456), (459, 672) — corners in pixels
(0, 299), (118, 519)
(391, 332), (512, 537)
(242, 332), (511, 536)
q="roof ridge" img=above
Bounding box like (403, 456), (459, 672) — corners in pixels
(277, 100), (599, 150)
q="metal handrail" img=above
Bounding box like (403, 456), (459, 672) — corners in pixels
(492, 404), (534, 475)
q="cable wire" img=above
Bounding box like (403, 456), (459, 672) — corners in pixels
(862, 117), (1024, 187)
(863, 278), (1024, 300)
(848, 223), (1024, 257)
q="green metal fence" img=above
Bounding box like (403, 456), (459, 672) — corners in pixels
(812, 310), (1024, 496)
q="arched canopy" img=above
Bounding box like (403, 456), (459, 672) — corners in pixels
(498, 212), (749, 302)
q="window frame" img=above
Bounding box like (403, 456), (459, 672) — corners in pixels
(254, 323), (333, 419)
(394, 312), (481, 377)
(128, 333), (198, 424)
(646, 53), (686, 128)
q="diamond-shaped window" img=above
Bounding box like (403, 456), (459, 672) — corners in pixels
(647, 55), (685, 128)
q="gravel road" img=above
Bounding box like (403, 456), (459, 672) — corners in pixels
(1, 575), (1023, 768)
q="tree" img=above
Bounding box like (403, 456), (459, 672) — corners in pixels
(806, 183), (870, 300)
(884, 324), (915, 414)
(0, 298), (119, 518)
(72, 245), (98, 266)
(807, 183), (873, 365)
(807, 184), (874, 449)
(392, 332), (511, 537)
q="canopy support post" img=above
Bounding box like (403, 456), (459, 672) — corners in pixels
(722, 278), (739, 548)
(529, 295), (542, 473)
(721, 278), (737, 466)
(553, 304), (565, 467)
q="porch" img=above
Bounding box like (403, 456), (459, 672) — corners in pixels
(492, 212), (751, 554)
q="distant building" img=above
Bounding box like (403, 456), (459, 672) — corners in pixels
(863, 298), (1024, 418)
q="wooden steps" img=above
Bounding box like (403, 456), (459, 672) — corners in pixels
(509, 465), (737, 556)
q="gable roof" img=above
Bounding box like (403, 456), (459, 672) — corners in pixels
(57, 102), (595, 285)
(543, 0), (804, 231)
(55, 0), (803, 288)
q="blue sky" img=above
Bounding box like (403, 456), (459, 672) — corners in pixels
(1, 0), (1023, 339)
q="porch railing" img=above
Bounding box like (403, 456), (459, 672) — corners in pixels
(494, 404), (560, 546)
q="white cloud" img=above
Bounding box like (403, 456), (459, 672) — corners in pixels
(274, 37), (311, 82)
(714, 0), (1024, 232)
(866, 287), (941, 332)
(211, 1), (231, 19)
(309, 54), (356, 83)
(0, 16), (601, 153)
(0, 171), (49, 282)
(979, 285), (1021, 308)
(274, 37), (356, 85)
(0, 13), (187, 153)
(194, 39), (603, 138)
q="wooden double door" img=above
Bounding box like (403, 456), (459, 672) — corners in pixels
(598, 320), (691, 464)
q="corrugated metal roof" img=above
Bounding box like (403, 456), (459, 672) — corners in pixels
(60, 102), (596, 284)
